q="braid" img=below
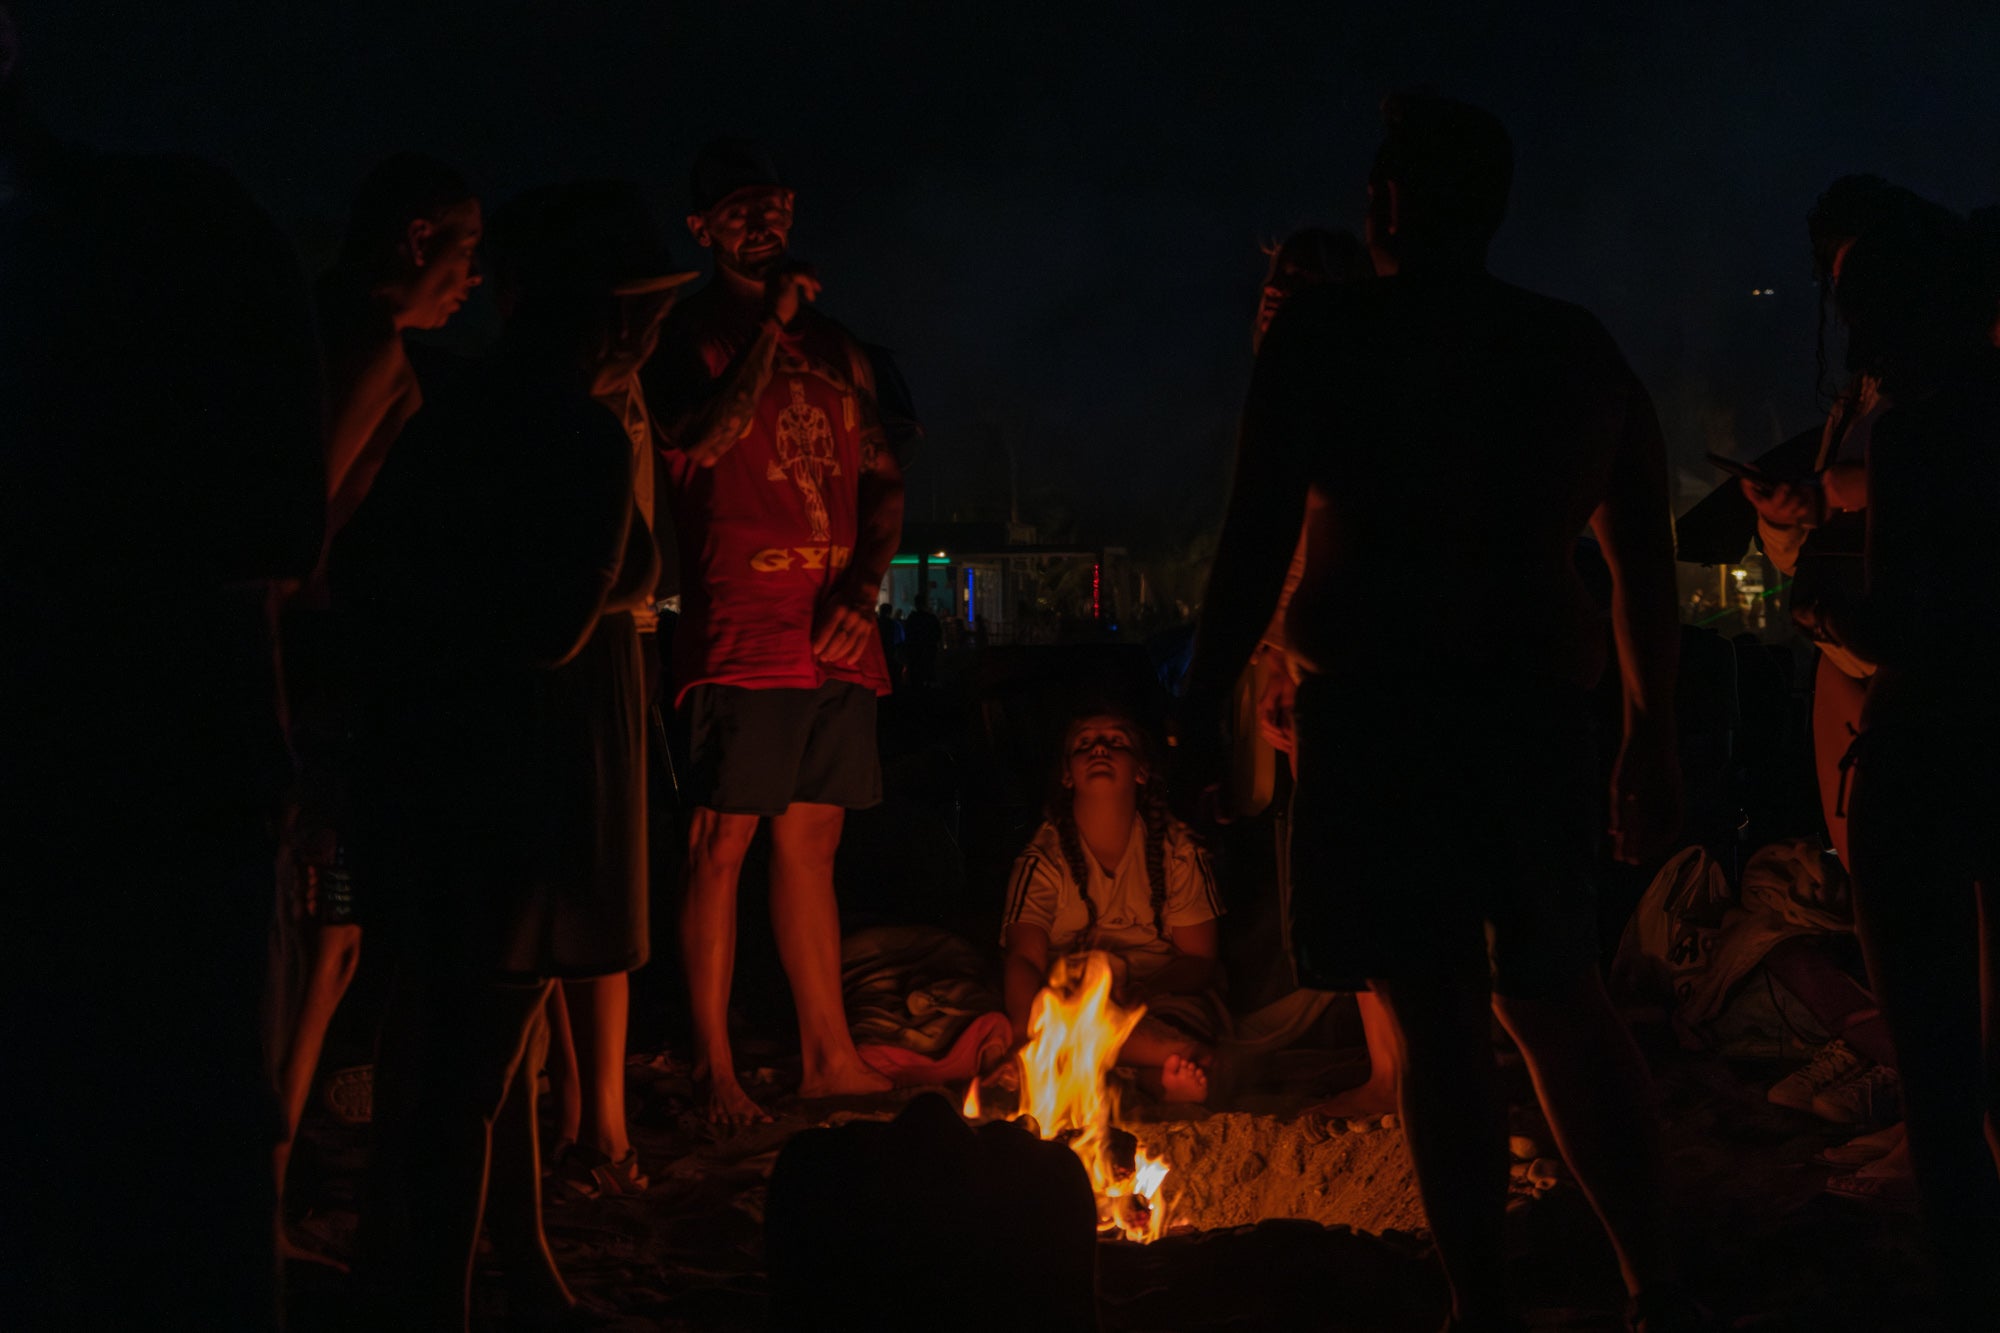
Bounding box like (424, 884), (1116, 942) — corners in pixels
(1051, 806), (1099, 942)
(1138, 780), (1173, 941)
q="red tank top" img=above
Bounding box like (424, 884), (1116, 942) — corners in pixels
(662, 307), (891, 703)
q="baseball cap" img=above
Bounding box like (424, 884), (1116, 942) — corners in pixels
(689, 137), (786, 215)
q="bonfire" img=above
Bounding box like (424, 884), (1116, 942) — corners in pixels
(965, 950), (1174, 1241)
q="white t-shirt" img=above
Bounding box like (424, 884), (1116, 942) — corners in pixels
(1001, 815), (1223, 984)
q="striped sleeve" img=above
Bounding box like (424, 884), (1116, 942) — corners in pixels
(1001, 847), (1063, 946)
(1164, 830), (1224, 927)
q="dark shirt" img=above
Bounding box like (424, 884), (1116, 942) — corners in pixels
(1190, 270), (1661, 706)
(1845, 349), (2000, 690)
(0, 141), (323, 824)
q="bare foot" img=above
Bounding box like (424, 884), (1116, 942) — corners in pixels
(702, 1076), (772, 1127)
(1305, 1079), (1397, 1120)
(1160, 1053), (1209, 1103)
(798, 1060), (894, 1100)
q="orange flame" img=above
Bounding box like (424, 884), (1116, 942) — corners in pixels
(961, 1074), (981, 1120)
(1012, 951), (1173, 1241)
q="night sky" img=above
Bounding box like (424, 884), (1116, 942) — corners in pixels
(17, 1), (2000, 552)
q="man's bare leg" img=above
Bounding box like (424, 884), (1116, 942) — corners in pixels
(1372, 975), (1512, 1329)
(769, 802), (891, 1099)
(1307, 990), (1400, 1118)
(274, 921), (361, 1271)
(1494, 974), (1673, 1300)
(682, 808), (768, 1124)
(563, 973), (633, 1161)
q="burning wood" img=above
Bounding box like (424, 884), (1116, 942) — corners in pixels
(972, 950), (1174, 1241)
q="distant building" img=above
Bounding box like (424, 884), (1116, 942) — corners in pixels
(886, 521), (1132, 644)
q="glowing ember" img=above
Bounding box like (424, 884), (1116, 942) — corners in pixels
(995, 950), (1174, 1241)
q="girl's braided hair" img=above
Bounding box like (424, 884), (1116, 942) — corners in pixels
(1044, 702), (1175, 943)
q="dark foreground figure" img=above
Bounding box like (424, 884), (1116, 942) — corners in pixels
(335, 182), (685, 1329)
(766, 1092), (1098, 1333)
(1824, 208), (2000, 1323)
(1189, 95), (1693, 1332)
(0, 15), (324, 1326)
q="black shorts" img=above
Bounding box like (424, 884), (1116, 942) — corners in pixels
(684, 679), (883, 816)
(1287, 672), (1601, 1000)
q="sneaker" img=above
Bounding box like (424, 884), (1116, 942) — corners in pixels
(587, 1148), (650, 1197)
(551, 1143), (651, 1199)
(1766, 1039), (1863, 1114)
(1812, 1064), (1901, 1126)
(547, 1142), (601, 1201)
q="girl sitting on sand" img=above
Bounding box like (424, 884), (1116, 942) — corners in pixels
(1000, 703), (1225, 1102)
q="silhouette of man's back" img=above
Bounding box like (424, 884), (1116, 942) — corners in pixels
(1253, 270), (1652, 688)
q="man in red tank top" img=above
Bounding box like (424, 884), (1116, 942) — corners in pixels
(645, 140), (903, 1124)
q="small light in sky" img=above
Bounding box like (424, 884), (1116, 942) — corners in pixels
(1750, 287), (1776, 296)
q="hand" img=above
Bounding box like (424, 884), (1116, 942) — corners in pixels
(1740, 478), (1814, 527)
(1818, 461), (1868, 513)
(764, 260), (822, 328)
(1608, 724), (1683, 866)
(1256, 662), (1297, 754)
(812, 599), (875, 668)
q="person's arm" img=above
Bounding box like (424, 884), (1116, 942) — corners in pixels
(651, 267), (820, 466)
(1131, 918), (1220, 1001)
(325, 345), (419, 540)
(1002, 922), (1053, 1051)
(814, 343), (905, 667)
(1183, 296), (1320, 732)
(1588, 365), (1683, 863)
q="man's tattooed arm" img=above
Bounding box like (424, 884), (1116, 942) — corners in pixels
(657, 316), (784, 466)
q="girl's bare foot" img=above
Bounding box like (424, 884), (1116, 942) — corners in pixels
(1305, 1077), (1398, 1120)
(798, 1059), (893, 1100)
(1160, 1053), (1209, 1103)
(703, 1076), (773, 1126)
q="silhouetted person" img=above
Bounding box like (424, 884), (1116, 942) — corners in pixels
(271, 150), (483, 1272)
(904, 590), (943, 687)
(1, 8), (323, 1326)
(877, 599), (907, 686)
(1186, 95), (1691, 1333)
(1740, 176), (1960, 865)
(1231, 226), (1398, 1118)
(1819, 207), (2000, 1323)
(644, 138), (902, 1124)
(334, 181), (687, 1330)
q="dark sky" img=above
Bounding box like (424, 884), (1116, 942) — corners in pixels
(17, 1), (2000, 549)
